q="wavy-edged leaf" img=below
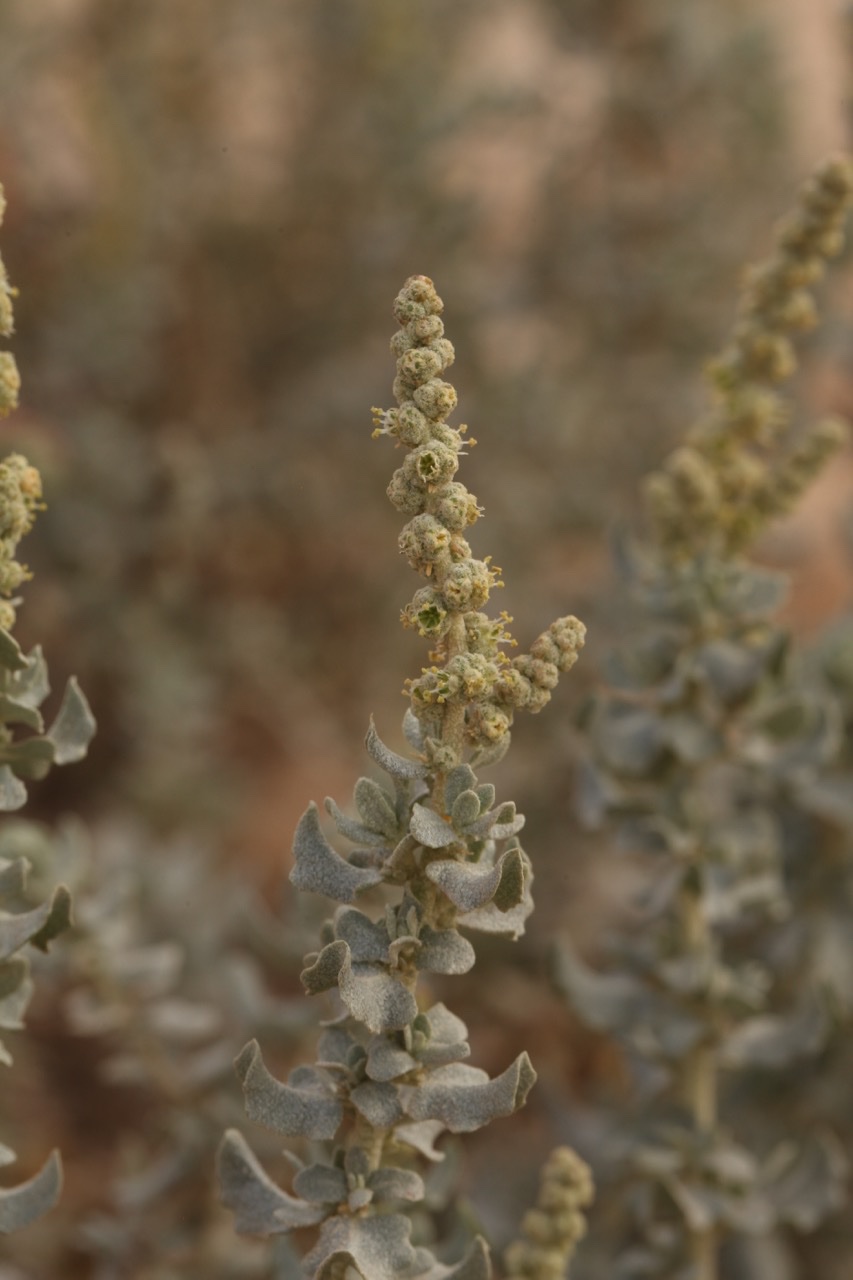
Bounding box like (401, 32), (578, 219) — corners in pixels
(394, 1118), (447, 1161)
(234, 1040), (342, 1140)
(307, 1212), (421, 1280)
(324, 795), (389, 847)
(334, 906), (390, 963)
(0, 697), (42, 732)
(340, 958), (418, 1034)
(417, 926), (475, 975)
(0, 884), (71, 962)
(46, 678), (96, 764)
(0, 630), (27, 674)
(0, 737), (54, 782)
(435, 1236), (491, 1280)
(292, 1162), (347, 1206)
(426, 849), (515, 912)
(401, 1054), (536, 1132)
(366, 719), (428, 781)
(0, 959), (32, 1032)
(0, 766), (26, 811)
(368, 1166), (425, 1205)
(413, 1003), (470, 1068)
(411, 803), (457, 849)
(0, 1150), (62, 1233)
(721, 998), (830, 1070)
(366, 1035), (417, 1082)
(354, 777), (399, 839)
(217, 1130), (326, 1234)
(9, 647), (49, 709)
(760, 1132), (848, 1230)
(402, 708), (425, 753)
(351, 1080), (404, 1127)
(290, 804), (383, 903)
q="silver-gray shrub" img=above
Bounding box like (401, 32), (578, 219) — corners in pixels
(218, 275), (586, 1279)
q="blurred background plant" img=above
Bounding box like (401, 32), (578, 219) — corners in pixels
(1, 0), (853, 1277)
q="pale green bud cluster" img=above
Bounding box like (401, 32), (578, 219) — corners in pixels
(0, 454), (43, 629)
(375, 275), (585, 760)
(645, 156), (853, 559)
(0, 187), (20, 419)
(504, 1146), (594, 1279)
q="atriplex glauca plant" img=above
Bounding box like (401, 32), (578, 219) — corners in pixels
(217, 275), (586, 1278)
(0, 184), (95, 1232)
(559, 157), (853, 1279)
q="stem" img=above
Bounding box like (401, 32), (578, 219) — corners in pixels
(433, 611), (467, 813)
(680, 882), (718, 1280)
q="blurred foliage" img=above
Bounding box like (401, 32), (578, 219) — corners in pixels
(2, 1), (852, 1278)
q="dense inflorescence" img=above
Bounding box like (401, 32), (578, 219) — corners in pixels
(504, 1146), (594, 1280)
(645, 157), (853, 560)
(218, 277), (585, 1279)
(560, 158), (853, 1280)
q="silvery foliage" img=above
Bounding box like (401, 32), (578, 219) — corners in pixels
(29, 818), (317, 1279)
(219, 718), (533, 1279)
(562, 544), (850, 1276)
(0, 624), (94, 1232)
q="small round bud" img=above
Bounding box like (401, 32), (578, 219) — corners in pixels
(413, 378), (458, 422)
(403, 442), (459, 489)
(387, 467), (428, 515)
(432, 482), (482, 531)
(441, 559), (492, 611)
(398, 346), (444, 388)
(396, 402), (431, 446)
(409, 314), (444, 343)
(398, 514), (451, 572)
(0, 353), (19, 418)
(467, 701), (511, 746)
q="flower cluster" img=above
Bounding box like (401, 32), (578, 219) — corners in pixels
(377, 275), (585, 767)
(645, 157), (853, 559)
(0, 187), (20, 419)
(504, 1146), (594, 1280)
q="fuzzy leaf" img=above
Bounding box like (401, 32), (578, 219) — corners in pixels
(426, 849), (514, 912)
(0, 697), (42, 732)
(401, 1054), (536, 1132)
(402, 708), (425, 753)
(394, 1119), (447, 1161)
(292, 1162), (347, 1205)
(47, 678), (96, 764)
(594, 703), (667, 778)
(368, 1167), (425, 1204)
(0, 630), (27, 674)
(301, 940), (350, 994)
(307, 1212), (421, 1280)
(324, 796), (388, 847)
(0, 885), (71, 962)
(760, 1133), (848, 1230)
(553, 943), (703, 1058)
(0, 960), (32, 1032)
(351, 1080), (404, 1127)
(0, 737), (54, 781)
(217, 1131), (326, 1234)
(340, 959), (418, 1034)
(354, 777), (399, 839)
(413, 1003), (470, 1067)
(437, 1236), (491, 1280)
(411, 804), (457, 849)
(417, 926), (476, 975)
(234, 1040), (342, 1140)
(334, 907), (390, 963)
(366, 719), (428, 781)
(451, 790), (482, 830)
(9, 648), (49, 709)
(290, 804), (383, 903)
(0, 766), (26, 811)
(366, 1036), (417, 1082)
(0, 1150), (62, 1233)
(492, 846), (525, 912)
(721, 999), (830, 1070)
(444, 765), (477, 809)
